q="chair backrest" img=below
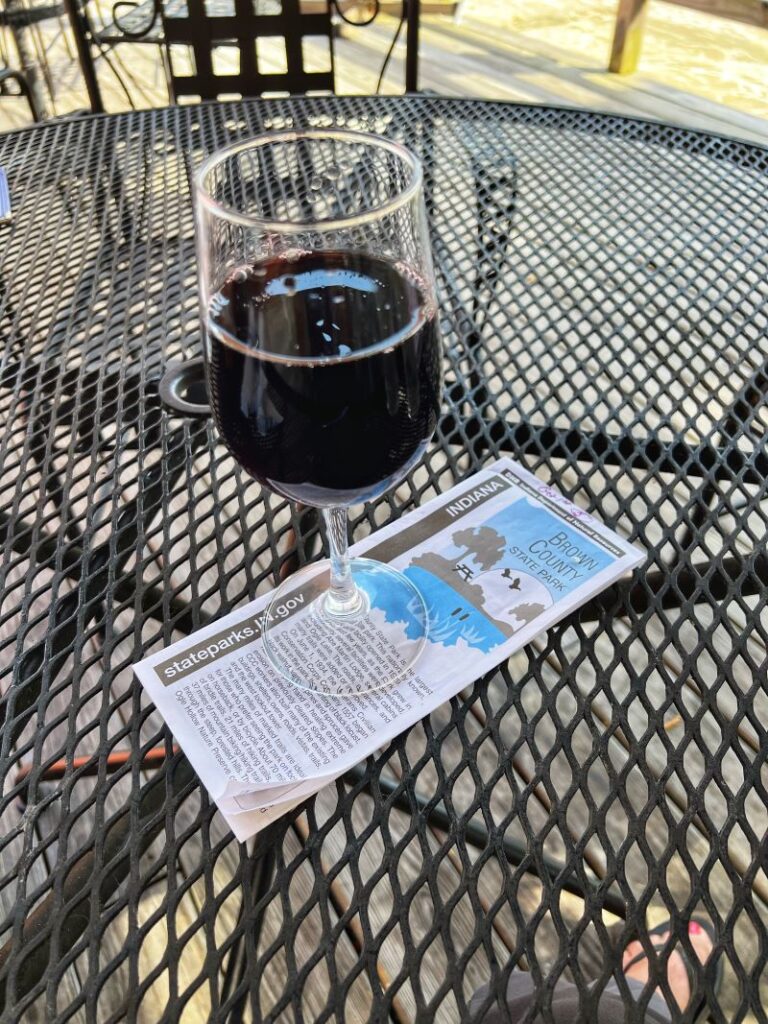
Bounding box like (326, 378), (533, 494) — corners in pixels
(160, 0), (335, 102)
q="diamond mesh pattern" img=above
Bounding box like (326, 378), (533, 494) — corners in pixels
(0, 97), (766, 1022)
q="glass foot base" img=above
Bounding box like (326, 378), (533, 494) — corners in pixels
(262, 558), (428, 696)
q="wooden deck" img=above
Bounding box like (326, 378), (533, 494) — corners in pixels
(0, 3), (767, 1022)
(1, 0), (768, 141)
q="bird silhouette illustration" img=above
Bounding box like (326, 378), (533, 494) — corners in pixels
(501, 568), (521, 591)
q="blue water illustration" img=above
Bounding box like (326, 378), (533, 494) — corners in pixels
(405, 566), (507, 651)
(369, 563), (506, 653)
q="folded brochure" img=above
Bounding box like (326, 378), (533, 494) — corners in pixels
(134, 458), (643, 841)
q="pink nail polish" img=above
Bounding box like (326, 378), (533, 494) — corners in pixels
(689, 921), (703, 935)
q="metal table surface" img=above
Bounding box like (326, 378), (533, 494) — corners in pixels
(0, 96), (766, 1023)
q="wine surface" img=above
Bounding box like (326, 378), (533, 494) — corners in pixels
(207, 250), (442, 506)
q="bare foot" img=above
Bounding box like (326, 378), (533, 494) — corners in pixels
(622, 922), (714, 1010)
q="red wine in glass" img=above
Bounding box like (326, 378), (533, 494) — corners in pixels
(207, 250), (441, 506)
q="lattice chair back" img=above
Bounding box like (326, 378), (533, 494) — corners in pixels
(160, 0), (335, 102)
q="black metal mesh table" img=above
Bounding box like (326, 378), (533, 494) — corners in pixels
(0, 96), (766, 1023)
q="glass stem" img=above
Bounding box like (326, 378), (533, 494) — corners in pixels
(322, 507), (362, 616)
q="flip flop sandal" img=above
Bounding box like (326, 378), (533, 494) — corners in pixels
(610, 916), (723, 1022)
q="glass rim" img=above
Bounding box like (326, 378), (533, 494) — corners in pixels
(193, 128), (424, 233)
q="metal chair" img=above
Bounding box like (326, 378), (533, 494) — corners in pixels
(0, 64), (41, 119)
(63, 0), (422, 112)
(160, 0), (334, 102)
(0, 0), (61, 120)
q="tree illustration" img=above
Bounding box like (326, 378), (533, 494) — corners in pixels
(511, 602), (546, 625)
(452, 526), (505, 570)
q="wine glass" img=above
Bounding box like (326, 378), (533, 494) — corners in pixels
(194, 130), (442, 695)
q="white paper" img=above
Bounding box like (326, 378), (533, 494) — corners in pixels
(134, 458), (643, 841)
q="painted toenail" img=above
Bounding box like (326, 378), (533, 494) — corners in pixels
(689, 921), (703, 935)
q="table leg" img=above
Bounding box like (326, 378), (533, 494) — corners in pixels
(405, 0), (420, 91)
(61, 0), (104, 112)
(609, 0), (649, 74)
(221, 835), (279, 1022)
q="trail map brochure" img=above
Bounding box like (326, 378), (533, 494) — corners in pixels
(134, 458), (643, 841)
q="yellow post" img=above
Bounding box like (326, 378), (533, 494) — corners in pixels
(609, 0), (650, 74)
